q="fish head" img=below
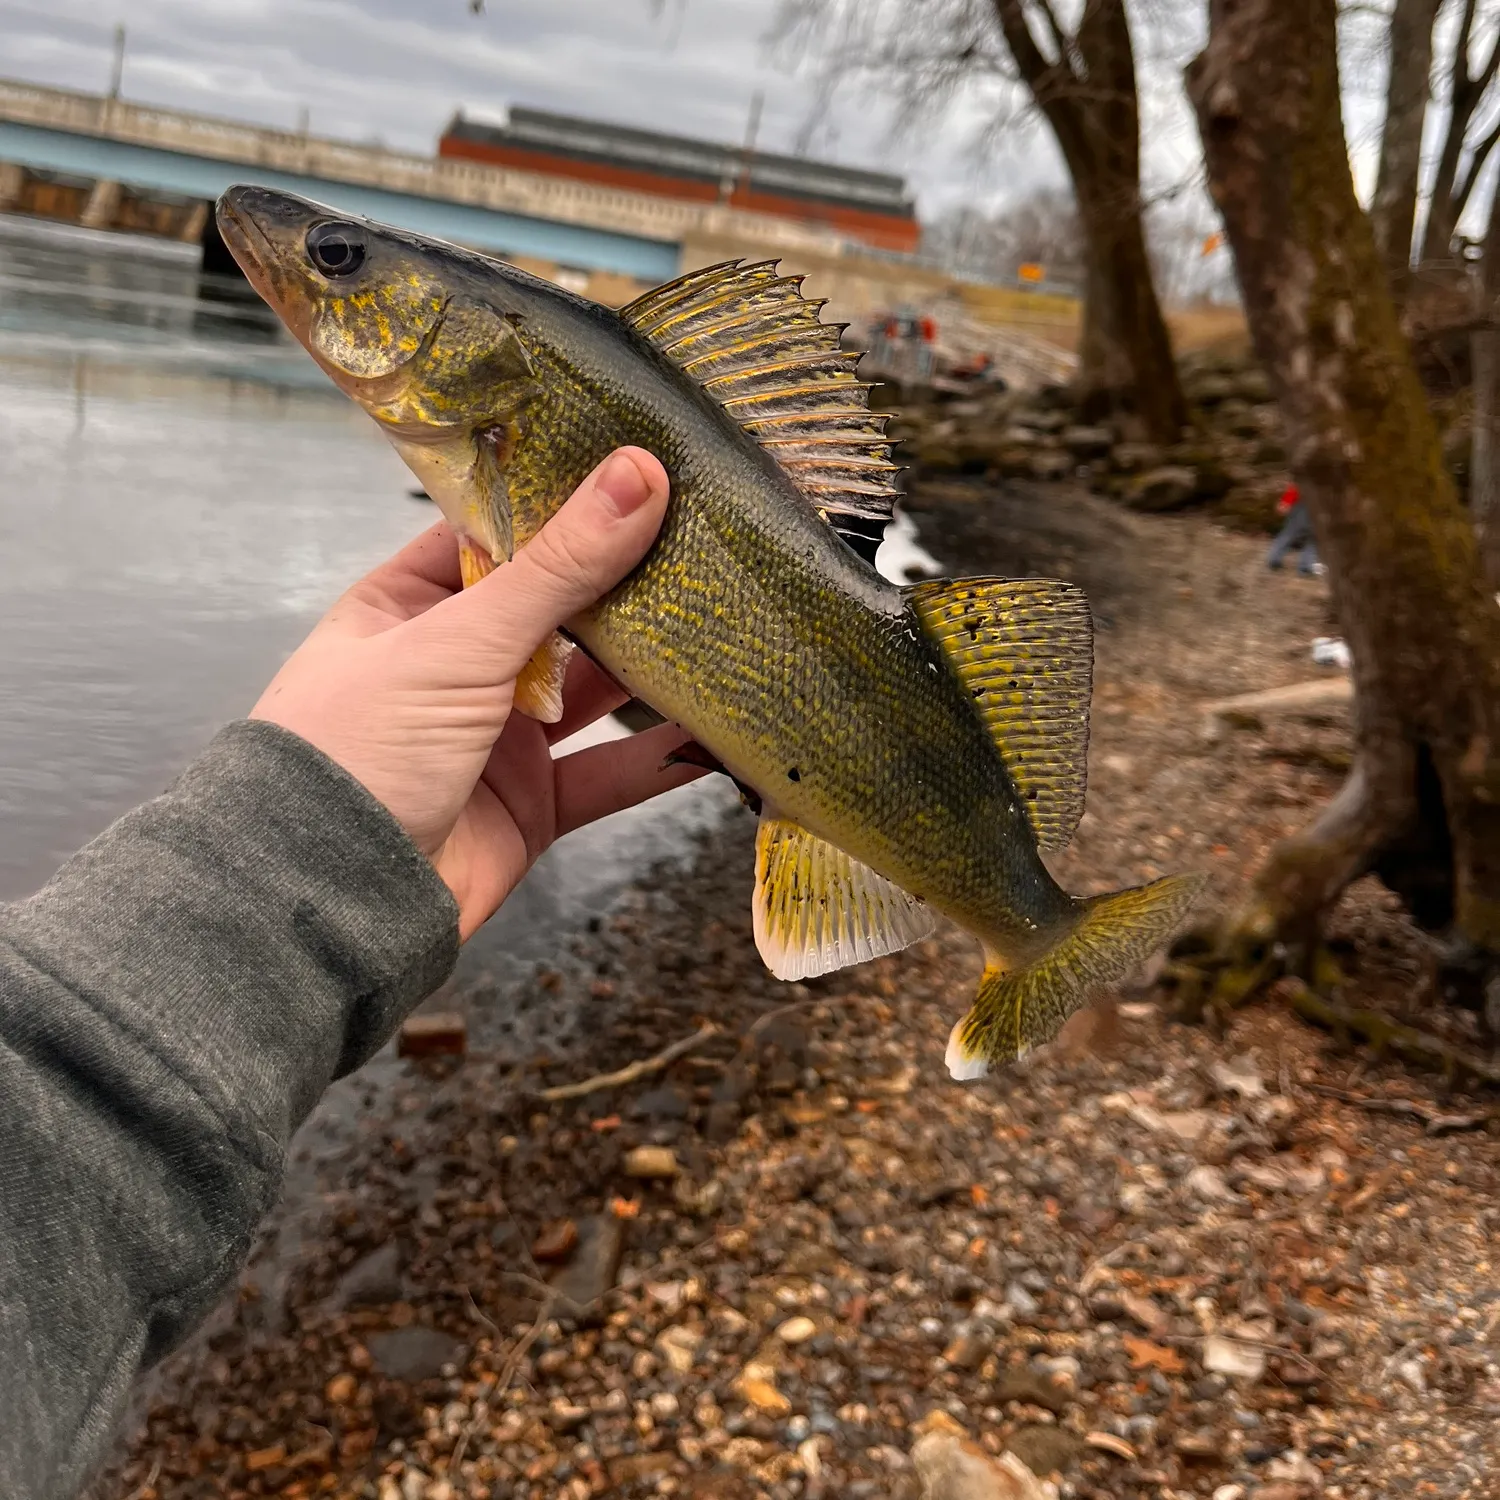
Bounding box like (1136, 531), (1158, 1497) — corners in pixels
(216, 184), (538, 558)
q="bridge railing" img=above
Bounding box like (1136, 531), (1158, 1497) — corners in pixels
(0, 76), (860, 262)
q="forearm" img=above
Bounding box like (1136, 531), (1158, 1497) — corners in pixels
(0, 720), (458, 1498)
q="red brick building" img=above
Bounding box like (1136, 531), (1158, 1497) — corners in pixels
(439, 106), (920, 255)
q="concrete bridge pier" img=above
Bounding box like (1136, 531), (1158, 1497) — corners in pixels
(79, 177), (121, 229)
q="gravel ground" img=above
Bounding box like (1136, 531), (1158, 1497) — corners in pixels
(98, 480), (1499, 1500)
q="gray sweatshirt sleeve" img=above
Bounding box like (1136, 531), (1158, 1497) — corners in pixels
(0, 719), (459, 1499)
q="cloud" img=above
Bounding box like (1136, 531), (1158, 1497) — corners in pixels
(0, 0), (1072, 214)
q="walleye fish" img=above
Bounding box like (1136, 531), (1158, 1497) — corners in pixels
(217, 184), (1200, 1077)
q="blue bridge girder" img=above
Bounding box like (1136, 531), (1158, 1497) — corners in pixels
(0, 119), (682, 282)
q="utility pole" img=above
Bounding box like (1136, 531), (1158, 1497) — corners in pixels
(732, 89), (764, 205)
(107, 23), (126, 101)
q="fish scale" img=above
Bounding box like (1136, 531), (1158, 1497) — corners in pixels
(216, 183), (1201, 1077)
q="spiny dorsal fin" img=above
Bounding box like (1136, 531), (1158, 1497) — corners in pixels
(905, 577), (1093, 852)
(753, 814), (935, 981)
(620, 260), (900, 525)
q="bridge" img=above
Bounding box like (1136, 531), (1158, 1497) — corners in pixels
(0, 78), (866, 287)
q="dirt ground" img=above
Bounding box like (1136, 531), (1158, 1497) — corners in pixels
(99, 481), (1499, 1500)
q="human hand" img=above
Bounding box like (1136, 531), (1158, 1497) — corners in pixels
(250, 448), (702, 940)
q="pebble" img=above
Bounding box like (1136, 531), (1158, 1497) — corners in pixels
(1204, 1333), (1268, 1380)
(365, 1326), (464, 1383)
(547, 1214), (625, 1316)
(776, 1315), (817, 1344)
(396, 1011), (467, 1058)
(1004, 1281), (1041, 1320)
(911, 1430), (1048, 1500)
(623, 1144), (681, 1178)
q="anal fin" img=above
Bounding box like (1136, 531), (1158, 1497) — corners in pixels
(754, 815), (935, 981)
(514, 632), (574, 724)
(906, 576), (1093, 852)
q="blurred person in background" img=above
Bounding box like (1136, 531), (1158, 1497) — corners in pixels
(1266, 481), (1324, 577)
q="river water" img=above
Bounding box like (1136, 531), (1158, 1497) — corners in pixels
(0, 214), (938, 1007)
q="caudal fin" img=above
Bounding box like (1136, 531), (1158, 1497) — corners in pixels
(945, 874), (1203, 1080)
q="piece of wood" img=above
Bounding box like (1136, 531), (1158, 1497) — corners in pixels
(397, 1012), (467, 1059)
(538, 1022), (718, 1102)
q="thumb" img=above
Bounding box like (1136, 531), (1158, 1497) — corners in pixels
(408, 447), (670, 681)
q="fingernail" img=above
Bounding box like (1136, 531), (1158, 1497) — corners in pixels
(596, 450), (656, 516)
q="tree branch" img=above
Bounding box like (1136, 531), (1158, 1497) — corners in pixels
(1033, 0), (1075, 72)
(1453, 115), (1500, 219)
(1456, 0), (1480, 90)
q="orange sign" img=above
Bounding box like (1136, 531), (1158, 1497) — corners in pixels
(1018, 262), (1045, 284)
(1201, 232), (1224, 255)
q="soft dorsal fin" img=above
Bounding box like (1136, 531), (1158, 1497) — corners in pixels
(753, 814), (935, 981)
(905, 577), (1093, 851)
(620, 260), (900, 525)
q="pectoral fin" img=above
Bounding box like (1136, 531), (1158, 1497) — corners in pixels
(753, 814), (934, 981)
(514, 632), (574, 724)
(458, 537), (497, 589)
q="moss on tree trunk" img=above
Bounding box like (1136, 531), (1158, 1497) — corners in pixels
(1186, 0), (1500, 997)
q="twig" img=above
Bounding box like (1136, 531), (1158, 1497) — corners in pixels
(124, 1458), (162, 1500)
(538, 1022), (720, 1101)
(1308, 1083), (1497, 1135)
(451, 1284), (558, 1474)
(746, 989), (882, 1039)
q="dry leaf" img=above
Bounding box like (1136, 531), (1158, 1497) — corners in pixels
(1123, 1335), (1187, 1373)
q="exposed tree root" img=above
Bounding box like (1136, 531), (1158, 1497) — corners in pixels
(1284, 979), (1500, 1088)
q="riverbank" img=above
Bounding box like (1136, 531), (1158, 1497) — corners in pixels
(98, 482), (1499, 1500)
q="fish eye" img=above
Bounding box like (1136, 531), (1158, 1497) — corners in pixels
(306, 221), (367, 278)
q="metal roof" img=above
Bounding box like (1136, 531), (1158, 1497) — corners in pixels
(447, 107), (915, 218)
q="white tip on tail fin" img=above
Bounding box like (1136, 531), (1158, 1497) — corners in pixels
(945, 1016), (993, 1081)
(946, 873), (1203, 1079)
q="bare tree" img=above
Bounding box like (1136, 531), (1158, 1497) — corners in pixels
(775, 0), (1189, 442)
(1471, 178), (1500, 583)
(1181, 0), (1500, 1052)
(1419, 0), (1500, 265)
(1369, 0), (1441, 291)
(923, 187), (1084, 285)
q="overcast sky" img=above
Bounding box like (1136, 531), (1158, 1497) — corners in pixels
(0, 0), (1097, 217)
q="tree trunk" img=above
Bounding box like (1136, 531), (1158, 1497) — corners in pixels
(991, 0), (1188, 442)
(1187, 0), (1500, 971)
(1473, 185), (1500, 588)
(1370, 0), (1439, 296)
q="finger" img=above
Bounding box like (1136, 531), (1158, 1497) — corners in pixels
(347, 521), (462, 615)
(545, 651), (632, 745)
(552, 720), (708, 839)
(407, 448), (669, 682)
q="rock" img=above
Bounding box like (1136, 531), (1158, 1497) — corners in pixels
(1204, 1334), (1268, 1381)
(1175, 1429), (1225, 1461)
(530, 1218), (578, 1263)
(331, 1241), (403, 1311)
(623, 1145), (681, 1179)
(1061, 424), (1114, 458)
(735, 1368), (792, 1417)
(776, 1315), (818, 1344)
(1084, 1431), (1136, 1461)
(1004, 1281), (1041, 1320)
(631, 1085), (690, 1120)
(1213, 1488), (1248, 1500)
(656, 1325), (702, 1374)
(1211, 1055), (1267, 1100)
(366, 1325), (465, 1383)
(548, 1213), (625, 1316)
(1186, 1164), (1240, 1203)
(941, 1328), (992, 1371)
(996, 1366), (1071, 1414)
(1123, 465), (1198, 512)
(1005, 1424), (1083, 1477)
(1015, 408), (1068, 434)
(245, 1443), (287, 1472)
(1028, 449), (1073, 481)
(325, 1372), (357, 1405)
(397, 1012), (467, 1058)
(1265, 1451), (1322, 1486)
(912, 1431), (1048, 1500)
(1394, 1355), (1427, 1393)
(1188, 372), (1238, 405)
(1108, 441), (1164, 473)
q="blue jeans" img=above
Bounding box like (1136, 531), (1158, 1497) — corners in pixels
(1267, 503), (1319, 574)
